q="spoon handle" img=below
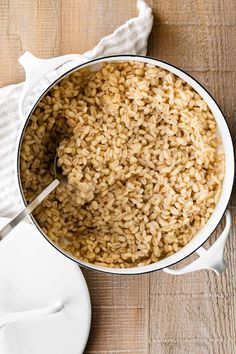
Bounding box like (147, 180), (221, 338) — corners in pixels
(0, 179), (60, 241)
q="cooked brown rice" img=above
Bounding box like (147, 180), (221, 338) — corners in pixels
(20, 61), (225, 268)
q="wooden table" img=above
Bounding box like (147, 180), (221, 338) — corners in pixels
(0, 1), (235, 353)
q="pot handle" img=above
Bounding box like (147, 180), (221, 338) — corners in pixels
(163, 210), (231, 275)
(18, 51), (88, 120)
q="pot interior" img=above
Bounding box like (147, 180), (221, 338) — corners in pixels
(17, 55), (235, 274)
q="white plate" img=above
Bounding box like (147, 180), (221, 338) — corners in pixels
(0, 217), (91, 354)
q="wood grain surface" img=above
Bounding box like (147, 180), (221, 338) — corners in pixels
(0, 1), (235, 353)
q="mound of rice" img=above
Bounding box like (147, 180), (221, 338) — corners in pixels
(20, 61), (224, 268)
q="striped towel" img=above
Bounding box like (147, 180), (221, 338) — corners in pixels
(0, 0), (153, 217)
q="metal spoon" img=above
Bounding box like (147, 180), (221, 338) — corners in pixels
(0, 156), (65, 241)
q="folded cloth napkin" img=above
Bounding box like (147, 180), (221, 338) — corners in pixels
(0, 0), (153, 217)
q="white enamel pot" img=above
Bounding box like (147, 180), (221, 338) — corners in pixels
(15, 52), (235, 276)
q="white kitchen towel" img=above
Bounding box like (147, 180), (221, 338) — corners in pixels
(0, 0), (153, 217)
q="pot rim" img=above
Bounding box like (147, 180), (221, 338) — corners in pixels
(16, 54), (235, 275)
